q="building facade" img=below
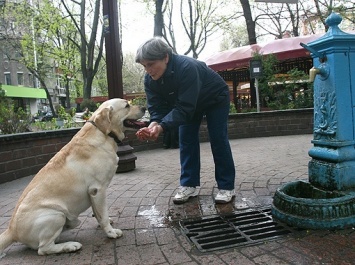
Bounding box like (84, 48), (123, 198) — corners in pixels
(0, 0), (69, 117)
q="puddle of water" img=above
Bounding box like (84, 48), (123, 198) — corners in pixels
(138, 205), (160, 216)
(138, 205), (172, 228)
(235, 198), (251, 210)
(200, 204), (217, 215)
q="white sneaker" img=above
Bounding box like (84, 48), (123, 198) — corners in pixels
(173, 186), (197, 204)
(215, 189), (235, 204)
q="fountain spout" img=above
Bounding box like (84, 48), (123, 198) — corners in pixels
(309, 66), (329, 82)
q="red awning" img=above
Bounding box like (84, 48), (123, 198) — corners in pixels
(260, 34), (323, 61)
(204, 34), (323, 71)
(204, 44), (262, 71)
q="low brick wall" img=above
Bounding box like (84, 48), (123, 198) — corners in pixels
(0, 108), (314, 184)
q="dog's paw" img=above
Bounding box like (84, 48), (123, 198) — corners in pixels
(106, 228), (123, 239)
(63, 242), (82, 253)
(38, 242), (82, 255)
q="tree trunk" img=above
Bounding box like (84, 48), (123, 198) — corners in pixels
(154, 0), (164, 36)
(38, 77), (55, 116)
(65, 80), (70, 109)
(240, 0), (257, 45)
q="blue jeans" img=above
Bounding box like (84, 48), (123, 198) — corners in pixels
(179, 97), (235, 190)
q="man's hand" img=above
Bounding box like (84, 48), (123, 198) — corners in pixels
(136, 122), (163, 141)
(136, 127), (151, 140)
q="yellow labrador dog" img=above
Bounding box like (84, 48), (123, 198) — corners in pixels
(0, 98), (145, 257)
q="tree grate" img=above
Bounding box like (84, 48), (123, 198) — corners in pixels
(179, 207), (293, 252)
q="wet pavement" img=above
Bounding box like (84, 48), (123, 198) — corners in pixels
(1, 134), (355, 264)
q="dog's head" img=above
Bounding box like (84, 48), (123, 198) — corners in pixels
(89, 98), (146, 141)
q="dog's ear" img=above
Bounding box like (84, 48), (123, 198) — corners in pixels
(93, 106), (113, 134)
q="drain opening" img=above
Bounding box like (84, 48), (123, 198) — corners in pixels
(179, 207), (293, 252)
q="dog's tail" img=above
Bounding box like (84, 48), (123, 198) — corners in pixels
(0, 229), (14, 259)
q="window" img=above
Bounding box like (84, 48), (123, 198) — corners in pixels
(28, 73), (34, 87)
(17, 72), (23, 86)
(4, 72), (11, 85)
(15, 51), (21, 59)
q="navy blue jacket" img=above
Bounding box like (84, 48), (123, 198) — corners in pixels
(144, 52), (229, 131)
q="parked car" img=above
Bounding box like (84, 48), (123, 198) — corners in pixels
(32, 111), (54, 122)
(40, 111), (54, 121)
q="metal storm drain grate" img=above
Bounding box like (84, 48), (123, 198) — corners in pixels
(179, 207), (293, 252)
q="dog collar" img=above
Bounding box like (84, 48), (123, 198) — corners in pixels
(87, 120), (122, 145)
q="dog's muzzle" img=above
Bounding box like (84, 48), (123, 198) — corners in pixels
(123, 119), (148, 129)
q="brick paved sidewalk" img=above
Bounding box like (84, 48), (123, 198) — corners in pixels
(1, 134), (355, 265)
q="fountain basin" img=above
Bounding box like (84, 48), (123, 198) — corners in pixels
(271, 180), (355, 229)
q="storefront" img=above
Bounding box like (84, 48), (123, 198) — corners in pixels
(2, 85), (47, 115)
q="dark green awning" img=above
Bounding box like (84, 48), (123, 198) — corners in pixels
(2, 85), (47, 99)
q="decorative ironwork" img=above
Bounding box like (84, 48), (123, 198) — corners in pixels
(314, 89), (337, 140)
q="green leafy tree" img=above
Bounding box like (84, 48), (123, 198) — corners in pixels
(254, 53), (312, 110)
(92, 58), (108, 96)
(0, 0), (80, 115)
(267, 68), (313, 110)
(60, 0), (105, 100)
(122, 52), (145, 93)
(254, 53), (279, 107)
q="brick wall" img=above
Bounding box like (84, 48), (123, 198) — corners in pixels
(0, 108), (314, 184)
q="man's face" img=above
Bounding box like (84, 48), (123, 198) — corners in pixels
(140, 55), (168, 80)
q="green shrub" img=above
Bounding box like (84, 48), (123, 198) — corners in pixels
(80, 99), (97, 112)
(229, 102), (237, 114)
(130, 97), (147, 107)
(0, 97), (32, 134)
(55, 105), (77, 128)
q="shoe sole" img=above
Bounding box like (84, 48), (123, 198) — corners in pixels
(173, 192), (198, 205)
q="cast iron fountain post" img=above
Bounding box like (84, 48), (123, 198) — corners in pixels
(272, 13), (355, 229)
